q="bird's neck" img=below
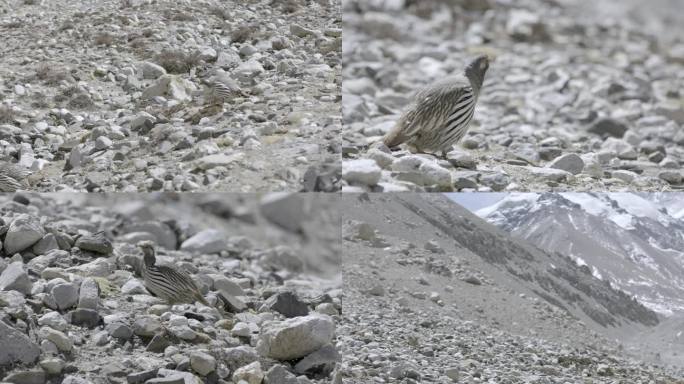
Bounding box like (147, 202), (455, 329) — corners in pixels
(465, 70), (485, 93)
(144, 253), (156, 268)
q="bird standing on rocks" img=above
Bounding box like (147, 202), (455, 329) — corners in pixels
(383, 55), (489, 157)
(199, 67), (248, 105)
(0, 161), (32, 192)
(138, 241), (210, 306)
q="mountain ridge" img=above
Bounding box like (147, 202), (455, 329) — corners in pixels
(474, 192), (684, 316)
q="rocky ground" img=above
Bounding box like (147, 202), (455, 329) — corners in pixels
(0, 0), (341, 192)
(336, 193), (684, 383)
(341, 0), (684, 192)
(0, 193), (342, 383)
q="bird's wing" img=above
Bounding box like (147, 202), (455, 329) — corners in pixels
(1, 162), (32, 180)
(157, 265), (200, 290)
(0, 173), (22, 192)
(384, 75), (471, 148)
(401, 77), (471, 136)
(414, 74), (470, 101)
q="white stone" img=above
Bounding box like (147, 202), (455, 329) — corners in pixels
(524, 166), (570, 182)
(180, 229), (227, 254)
(51, 282), (79, 310)
(40, 357), (65, 375)
(342, 159), (381, 186)
(142, 75), (195, 102)
(235, 59), (265, 77)
(366, 149), (394, 169)
(548, 153), (584, 175)
(121, 278), (146, 294)
(580, 153), (603, 178)
(256, 314), (335, 360)
(231, 322), (251, 337)
(198, 47), (218, 61)
(601, 138), (637, 160)
(138, 61), (167, 79)
(210, 275), (244, 296)
(41, 327), (73, 352)
(133, 316), (162, 337)
(612, 170), (637, 183)
(190, 351), (216, 376)
(38, 311), (68, 332)
(95, 136), (112, 150)
(232, 361), (264, 384)
(4, 214), (45, 254)
(418, 161), (452, 187)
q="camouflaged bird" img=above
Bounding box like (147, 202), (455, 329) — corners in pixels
(383, 55), (489, 157)
(0, 161), (32, 192)
(137, 241), (210, 306)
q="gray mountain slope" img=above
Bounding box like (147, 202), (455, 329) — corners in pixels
(401, 193), (658, 328)
(340, 193), (684, 376)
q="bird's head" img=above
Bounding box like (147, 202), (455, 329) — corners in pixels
(137, 240), (156, 267)
(464, 55), (490, 89)
(466, 55), (489, 76)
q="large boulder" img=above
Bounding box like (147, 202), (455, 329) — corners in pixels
(51, 283), (79, 310)
(4, 214), (45, 254)
(75, 232), (113, 254)
(180, 229), (227, 254)
(120, 221), (177, 250)
(0, 321), (40, 367)
(256, 314), (335, 360)
(138, 61), (167, 80)
(260, 193), (309, 233)
(142, 75), (196, 102)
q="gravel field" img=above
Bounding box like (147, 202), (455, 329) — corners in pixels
(0, 0), (341, 192)
(341, 0), (684, 192)
(0, 193), (342, 383)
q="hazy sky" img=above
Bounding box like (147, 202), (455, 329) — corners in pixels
(446, 193), (506, 212)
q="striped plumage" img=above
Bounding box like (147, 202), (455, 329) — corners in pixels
(383, 55), (489, 157)
(210, 80), (245, 101)
(138, 241), (209, 306)
(0, 161), (31, 192)
(200, 67), (247, 104)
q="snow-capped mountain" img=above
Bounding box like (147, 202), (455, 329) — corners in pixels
(475, 193), (684, 315)
(648, 193), (684, 219)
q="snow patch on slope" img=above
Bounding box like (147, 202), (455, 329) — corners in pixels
(675, 207), (684, 219)
(560, 193), (635, 230)
(476, 193), (540, 222)
(610, 193), (672, 226)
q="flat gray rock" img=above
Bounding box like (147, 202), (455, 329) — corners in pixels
(4, 214), (45, 254)
(180, 229), (227, 254)
(75, 232), (113, 254)
(256, 314), (335, 360)
(0, 262), (32, 295)
(0, 320), (40, 367)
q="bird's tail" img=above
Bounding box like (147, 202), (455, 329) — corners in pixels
(195, 292), (227, 318)
(196, 292), (210, 307)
